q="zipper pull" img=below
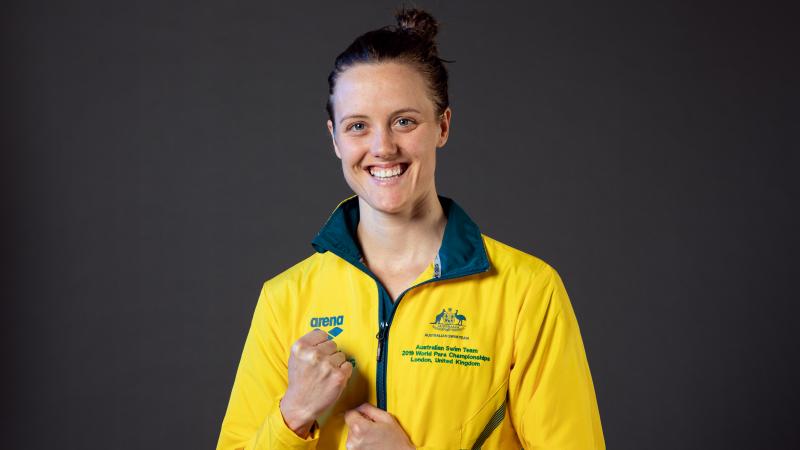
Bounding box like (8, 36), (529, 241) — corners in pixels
(376, 321), (388, 362)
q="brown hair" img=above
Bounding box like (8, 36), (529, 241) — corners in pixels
(326, 7), (452, 127)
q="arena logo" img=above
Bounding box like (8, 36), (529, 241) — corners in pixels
(429, 308), (467, 331)
(310, 314), (344, 339)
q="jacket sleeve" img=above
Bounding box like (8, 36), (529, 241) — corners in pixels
(507, 265), (605, 449)
(216, 282), (320, 450)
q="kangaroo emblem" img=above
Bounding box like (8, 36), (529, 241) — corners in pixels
(430, 308), (446, 324)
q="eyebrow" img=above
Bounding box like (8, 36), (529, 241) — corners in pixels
(338, 108), (422, 125)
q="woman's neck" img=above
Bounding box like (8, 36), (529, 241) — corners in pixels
(356, 190), (447, 273)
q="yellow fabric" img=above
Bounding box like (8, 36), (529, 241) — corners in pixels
(217, 223), (604, 449)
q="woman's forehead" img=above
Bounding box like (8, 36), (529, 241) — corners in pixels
(332, 62), (434, 117)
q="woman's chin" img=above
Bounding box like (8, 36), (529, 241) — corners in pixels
(362, 191), (409, 215)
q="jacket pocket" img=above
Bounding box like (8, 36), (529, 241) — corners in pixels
(458, 379), (509, 449)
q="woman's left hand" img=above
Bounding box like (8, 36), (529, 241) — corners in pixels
(344, 403), (415, 449)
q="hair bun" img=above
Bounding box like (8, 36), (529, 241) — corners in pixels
(395, 7), (439, 43)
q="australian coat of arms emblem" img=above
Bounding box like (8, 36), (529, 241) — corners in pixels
(429, 307), (466, 331)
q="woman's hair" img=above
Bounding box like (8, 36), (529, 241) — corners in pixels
(326, 7), (451, 127)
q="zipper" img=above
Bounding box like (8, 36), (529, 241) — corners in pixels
(374, 265), (490, 410)
(375, 321), (389, 361)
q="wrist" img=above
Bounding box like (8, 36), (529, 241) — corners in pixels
(279, 396), (316, 438)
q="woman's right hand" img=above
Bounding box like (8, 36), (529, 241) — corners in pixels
(279, 328), (353, 438)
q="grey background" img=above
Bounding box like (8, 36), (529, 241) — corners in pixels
(2, 0), (797, 449)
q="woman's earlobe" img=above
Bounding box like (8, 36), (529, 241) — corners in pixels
(439, 108), (452, 144)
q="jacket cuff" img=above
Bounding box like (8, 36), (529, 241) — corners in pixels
(267, 397), (320, 449)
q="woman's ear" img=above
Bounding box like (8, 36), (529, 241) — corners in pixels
(437, 107), (452, 148)
(327, 119), (342, 159)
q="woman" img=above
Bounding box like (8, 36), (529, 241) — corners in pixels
(218, 8), (604, 450)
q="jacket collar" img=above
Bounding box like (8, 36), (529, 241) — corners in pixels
(311, 195), (490, 279)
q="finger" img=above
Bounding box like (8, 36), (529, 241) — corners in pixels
(300, 328), (331, 346)
(344, 412), (367, 449)
(328, 351), (347, 367)
(315, 339), (338, 355)
(340, 360), (354, 379)
(355, 402), (391, 423)
(344, 408), (371, 428)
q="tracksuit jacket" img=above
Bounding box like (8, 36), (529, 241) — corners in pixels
(217, 195), (605, 449)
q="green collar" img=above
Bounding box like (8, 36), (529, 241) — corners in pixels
(311, 195), (490, 279)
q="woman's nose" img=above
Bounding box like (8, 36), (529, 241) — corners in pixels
(369, 127), (397, 158)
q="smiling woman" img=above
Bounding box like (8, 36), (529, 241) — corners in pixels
(217, 7), (605, 450)
(326, 61), (449, 218)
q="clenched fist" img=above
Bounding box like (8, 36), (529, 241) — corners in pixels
(280, 329), (353, 438)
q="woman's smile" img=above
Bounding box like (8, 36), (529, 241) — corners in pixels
(364, 162), (410, 185)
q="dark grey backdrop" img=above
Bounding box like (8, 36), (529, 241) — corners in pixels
(2, 0), (797, 449)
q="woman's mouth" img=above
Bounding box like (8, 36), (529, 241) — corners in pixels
(366, 163), (408, 181)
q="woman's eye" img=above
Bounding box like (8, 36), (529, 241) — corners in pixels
(348, 122), (365, 132)
(396, 118), (415, 127)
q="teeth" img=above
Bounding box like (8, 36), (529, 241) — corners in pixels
(369, 165), (404, 178)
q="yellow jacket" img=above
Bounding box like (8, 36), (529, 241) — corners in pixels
(217, 195), (605, 449)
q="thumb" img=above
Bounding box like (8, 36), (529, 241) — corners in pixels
(344, 408), (371, 428)
(355, 402), (393, 424)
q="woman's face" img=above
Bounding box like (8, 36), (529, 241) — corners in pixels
(326, 61), (451, 215)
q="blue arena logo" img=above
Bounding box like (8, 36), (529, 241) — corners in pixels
(310, 315), (345, 339)
(310, 315), (344, 328)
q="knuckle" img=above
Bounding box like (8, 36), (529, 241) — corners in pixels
(291, 341), (305, 355)
(330, 370), (345, 384)
(319, 361), (331, 375)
